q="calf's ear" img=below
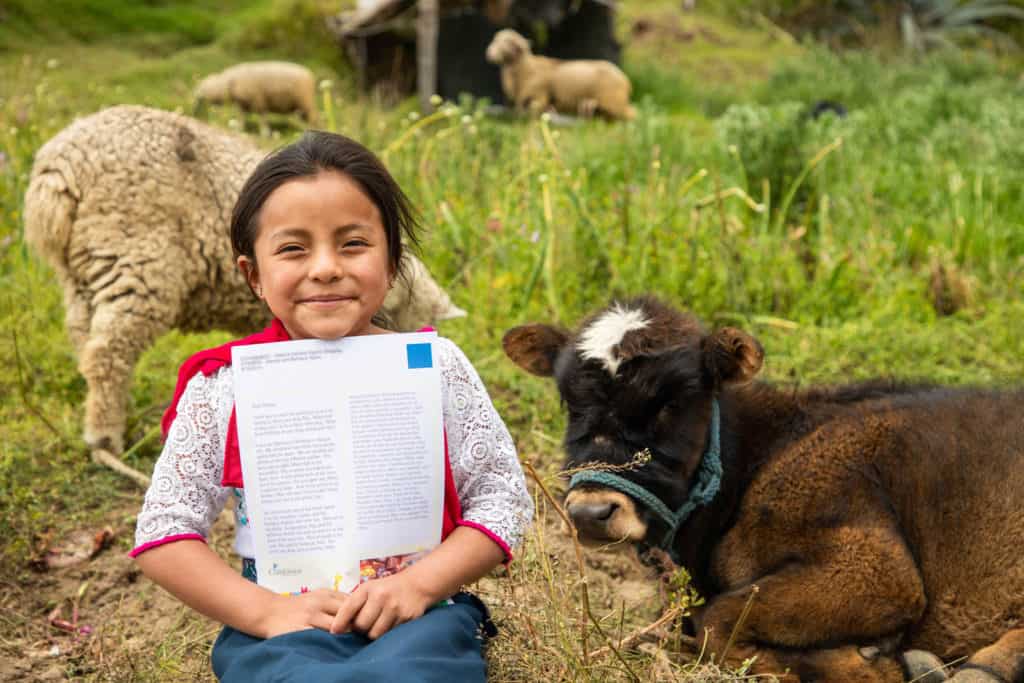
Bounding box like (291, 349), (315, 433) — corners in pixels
(702, 327), (764, 385)
(503, 324), (569, 377)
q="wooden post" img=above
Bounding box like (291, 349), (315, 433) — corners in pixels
(417, 0), (439, 113)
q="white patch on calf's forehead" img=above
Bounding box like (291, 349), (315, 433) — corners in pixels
(576, 304), (649, 375)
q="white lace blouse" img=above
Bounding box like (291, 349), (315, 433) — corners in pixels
(132, 337), (533, 561)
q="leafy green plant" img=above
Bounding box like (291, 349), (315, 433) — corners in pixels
(901, 0), (1024, 52)
(719, 0), (1024, 52)
(714, 100), (844, 225)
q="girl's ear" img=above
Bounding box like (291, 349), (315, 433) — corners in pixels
(237, 255), (263, 299)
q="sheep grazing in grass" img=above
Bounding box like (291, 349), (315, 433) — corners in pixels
(194, 61), (318, 123)
(24, 105), (465, 485)
(485, 29), (636, 121)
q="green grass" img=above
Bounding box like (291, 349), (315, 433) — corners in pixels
(2, 2), (1024, 680)
(0, 0), (258, 53)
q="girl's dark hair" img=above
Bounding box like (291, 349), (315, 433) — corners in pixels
(230, 130), (418, 279)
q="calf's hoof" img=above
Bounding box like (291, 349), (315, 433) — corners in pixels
(900, 649), (949, 682)
(947, 666), (1006, 682)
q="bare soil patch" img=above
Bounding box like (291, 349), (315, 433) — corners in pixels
(0, 495), (677, 682)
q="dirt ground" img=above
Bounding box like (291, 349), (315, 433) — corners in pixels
(1, 505), (236, 681)
(0, 494), (667, 682)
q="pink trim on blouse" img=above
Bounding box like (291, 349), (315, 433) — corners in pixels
(129, 533), (206, 558)
(457, 520), (513, 564)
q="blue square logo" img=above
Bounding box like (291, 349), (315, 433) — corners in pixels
(406, 343), (433, 369)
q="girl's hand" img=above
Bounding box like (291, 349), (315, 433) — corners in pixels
(329, 573), (435, 640)
(260, 588), (350, 639)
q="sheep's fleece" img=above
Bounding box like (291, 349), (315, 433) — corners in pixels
(195, 61), (317, 122)
(24, 105), (465, 456)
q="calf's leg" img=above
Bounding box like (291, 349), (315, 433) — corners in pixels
(701, 638), (905, 682)
(695, 530), (926, 681)
(705, 630), (909, 682)
(787, 645), (907, 683)
(949, 629), (1024, 682)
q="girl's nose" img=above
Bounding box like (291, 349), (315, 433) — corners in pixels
(308, 247), (343, 282)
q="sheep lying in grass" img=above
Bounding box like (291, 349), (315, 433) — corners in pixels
(485, 29), (636, 120)
(24, 105), (465, 485)
(195, 61), (318, 123)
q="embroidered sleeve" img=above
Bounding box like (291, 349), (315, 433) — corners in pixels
(438, 338), (533, 557)
(132, 368), (234, 556)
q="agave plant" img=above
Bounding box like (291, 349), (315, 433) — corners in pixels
(900, 0), (1024, 52)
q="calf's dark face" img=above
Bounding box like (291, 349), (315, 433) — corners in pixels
(503, 300), (763, 549)
(554, 344), (714, 544)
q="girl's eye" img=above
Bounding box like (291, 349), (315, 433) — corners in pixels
(344, 239), (369, 249)
(277, 244), (303, 254)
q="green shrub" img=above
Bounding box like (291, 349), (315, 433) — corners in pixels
(221, 0), (346, 71)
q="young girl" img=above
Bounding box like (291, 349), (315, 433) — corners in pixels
(131, 131), (533, 681)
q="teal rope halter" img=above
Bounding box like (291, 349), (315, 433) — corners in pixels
(567, 399), (722, 563)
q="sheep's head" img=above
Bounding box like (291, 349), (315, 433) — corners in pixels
(194, 72), (229, 104)
(486, 29), (531, 65)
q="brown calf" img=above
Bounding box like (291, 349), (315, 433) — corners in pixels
(504, 296), (1024, 683)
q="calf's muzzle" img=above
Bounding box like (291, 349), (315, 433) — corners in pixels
(567, 500), (618, 537)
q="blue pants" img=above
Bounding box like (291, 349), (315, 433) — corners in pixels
(211, 594), (490, 682)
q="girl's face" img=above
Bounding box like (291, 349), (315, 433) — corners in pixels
(238, 169), (392, 340)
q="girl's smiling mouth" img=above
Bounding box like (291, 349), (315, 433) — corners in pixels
(299, 295), (355, 305)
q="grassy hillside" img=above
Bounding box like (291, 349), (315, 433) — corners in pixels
(1, 1), (1023, 680)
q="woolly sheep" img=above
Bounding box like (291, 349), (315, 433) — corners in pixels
(24, 105), (465, 484)
(485, 29), (636, 121)
(195, 61), (318, 123)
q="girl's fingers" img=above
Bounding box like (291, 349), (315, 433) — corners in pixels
(367, 607), (399, 640)
(311, 611), (334, 632)
(318, 593), (347, 618)
(330, 588), (367, 634)
(352, 597), (384, 635)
